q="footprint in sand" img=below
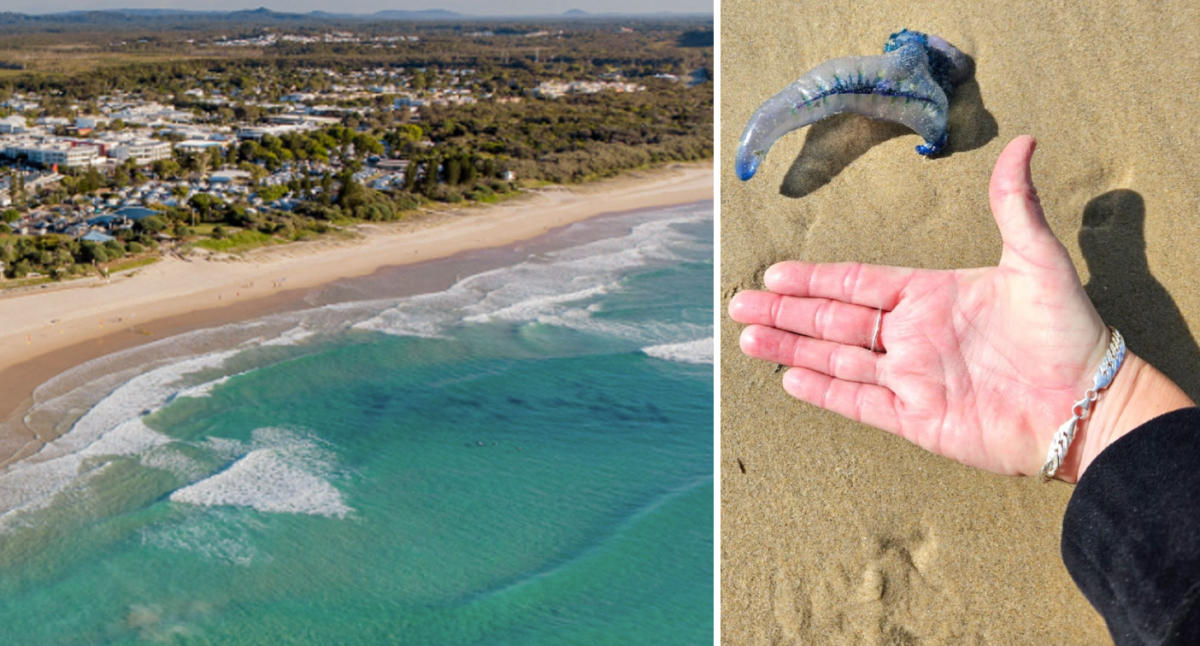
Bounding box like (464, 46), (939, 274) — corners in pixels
(768, 527), (943, 646)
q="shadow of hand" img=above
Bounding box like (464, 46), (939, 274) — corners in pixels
(1081, 190), (1200, 400)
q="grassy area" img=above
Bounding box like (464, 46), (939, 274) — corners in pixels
(2, 275), (54, 289)
(107, 256), (159, 274)
(192, 229), (277, 253)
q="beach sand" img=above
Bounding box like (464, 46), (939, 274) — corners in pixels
(721, 2), (1199, 644)
(0, 162), (712, 466)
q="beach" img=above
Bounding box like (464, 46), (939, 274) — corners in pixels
(0, 173), (713, 643)
(721, 1), (1199, 644)
(0, 162), (712, 466)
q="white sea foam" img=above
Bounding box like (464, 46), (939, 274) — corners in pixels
(353, 299), (452, 338)
(170, 451), (348, 517)
(0, 419), (174, 530)
(257, 324), (318, 347)
(641, 337), (714, 364)
(173, 375), (233, 400)
(169, 428), (350, 518)
(37, 350), (239, 462)
(0, 350), (241, 527)
(139, 446), (207, 481)
(463, 284), (612, 324)
(202, 436), (246, 461)
(0, 303), (364, 526)
(140, 509), (265, 567)
(79, 418), (171, 458)
(357, 207), (711, 340)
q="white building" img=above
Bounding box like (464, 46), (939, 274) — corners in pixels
(75, 115), (110, 129)
(106, 139), (172, 165)
(0, 115), (28, 134)
(175, 140), (228, 155)
(3, 139), (100, 168)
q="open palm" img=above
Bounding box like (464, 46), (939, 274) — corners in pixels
(729, 137), (1110, 479)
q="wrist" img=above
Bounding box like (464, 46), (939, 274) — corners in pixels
(1062, 351), (1195, 482)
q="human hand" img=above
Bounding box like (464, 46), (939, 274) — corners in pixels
(728, 136), (1192, 482)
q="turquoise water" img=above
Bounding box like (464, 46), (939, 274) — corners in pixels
(0, 204), (713, 645)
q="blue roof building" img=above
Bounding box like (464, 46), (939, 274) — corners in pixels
(86, 215), (121, 227)
(112, 206), (159, 221)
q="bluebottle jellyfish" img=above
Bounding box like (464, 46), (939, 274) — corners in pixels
(735, 29), (973, 181)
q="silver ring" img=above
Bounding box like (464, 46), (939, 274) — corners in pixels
(870, 308), (882, 352)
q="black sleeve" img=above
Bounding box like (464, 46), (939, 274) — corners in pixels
(1062, 407), (1200, 646)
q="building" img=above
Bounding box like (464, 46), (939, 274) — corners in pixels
(209, 170), (252, 184)
(75, 115), (110, 129)
(175, 140), (228, 155)
(35, 116), (69, 128)
(2, 139), (100, 168)
(0, 115), (28, 134)
(111, 206), (160, 221)
(237, 126), (283, 141)
(106, 139), (172, 165)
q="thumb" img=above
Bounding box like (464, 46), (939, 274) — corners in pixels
(988, 136), (1068, 270)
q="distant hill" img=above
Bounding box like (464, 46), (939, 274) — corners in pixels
(0, 8), (311, 26)
(0, 7), (708, 30)
(0, 7), (462, 27)
(372, 9), (464, 20)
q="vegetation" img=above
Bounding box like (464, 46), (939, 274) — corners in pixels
(0, 16), (711, 281)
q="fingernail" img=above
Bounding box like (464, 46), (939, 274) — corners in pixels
(738, 326), (758, 353)
(727, 293), (744, 317)
(763, 264), (783, 287)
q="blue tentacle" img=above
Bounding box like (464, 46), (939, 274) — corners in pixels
(736, 29), (971, 181)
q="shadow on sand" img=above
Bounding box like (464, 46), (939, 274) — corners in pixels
(778, 76), (998, 199)
(1080, 189), (1200, 401)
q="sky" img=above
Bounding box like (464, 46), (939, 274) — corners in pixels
(6, 0), (712, 15)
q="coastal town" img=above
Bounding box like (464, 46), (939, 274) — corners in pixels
(0, 19), (711, 283)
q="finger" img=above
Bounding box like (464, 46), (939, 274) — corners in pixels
(729, 291), (886, 351)
(762, 261), (915, 310)
(740, 325), (882, 384)
(987, 135), (1070, 270)
(781, 366), (901, 435)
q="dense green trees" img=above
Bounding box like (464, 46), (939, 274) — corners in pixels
(0, 233), (139, 279)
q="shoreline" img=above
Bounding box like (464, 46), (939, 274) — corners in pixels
(0, 162), (713, 466)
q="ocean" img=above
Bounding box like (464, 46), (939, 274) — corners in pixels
(0, 202), (714, 645)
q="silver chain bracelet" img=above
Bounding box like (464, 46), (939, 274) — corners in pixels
(1038, 327), (1126, 481)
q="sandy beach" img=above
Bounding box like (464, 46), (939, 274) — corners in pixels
(721, 1), (1199, 644)
(0, 162), (712, 465)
